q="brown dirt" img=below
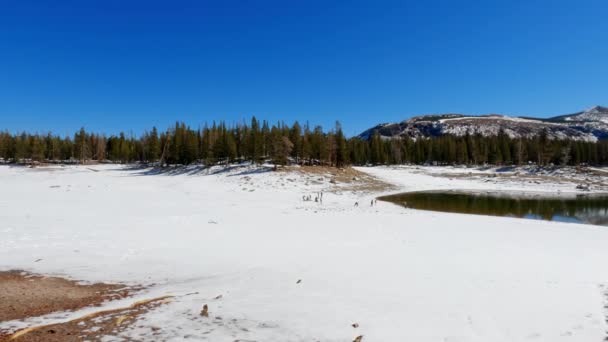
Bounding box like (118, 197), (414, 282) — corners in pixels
(0, 296), (171, 342)
(282, 165), (395, 193)
(0, 271), (156, 341)
(0, 271), (132, 322)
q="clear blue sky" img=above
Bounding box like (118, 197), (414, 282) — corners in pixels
(1, 0), (607, 137)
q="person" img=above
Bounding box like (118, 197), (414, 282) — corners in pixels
(354, 202), (359, 207)
(371, 199), (374, 206)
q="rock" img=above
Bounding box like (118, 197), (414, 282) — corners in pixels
(200, 304), (209, 317)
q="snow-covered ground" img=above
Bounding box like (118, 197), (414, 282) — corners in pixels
(363, 164), (608, 194)
(2, 164), (608, 341)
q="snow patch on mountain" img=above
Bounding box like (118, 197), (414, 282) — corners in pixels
(563, 106), (608, 124)
(359, 106), (608, 141)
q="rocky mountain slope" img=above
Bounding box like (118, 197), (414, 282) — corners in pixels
(359, 106), (608, 142)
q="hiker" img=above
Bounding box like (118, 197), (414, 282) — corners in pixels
(354, 202), (359, 207)
(371, 199), (374, 206)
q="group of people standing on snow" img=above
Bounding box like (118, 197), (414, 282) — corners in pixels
(302, 191), (323, 203)
(354, 199), (377, 207)
(301, 192), (378, 208)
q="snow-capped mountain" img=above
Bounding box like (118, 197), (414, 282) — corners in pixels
(552, 105), (608, 124)
(359, 106), (608, 142)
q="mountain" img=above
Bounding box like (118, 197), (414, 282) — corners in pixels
(358, 106), (608, 142)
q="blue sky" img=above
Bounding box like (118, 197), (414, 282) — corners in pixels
(1, 0), (607, 137)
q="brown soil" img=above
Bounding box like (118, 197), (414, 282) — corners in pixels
(0, 271), (132, 322)
(1, 296), (171, 342)
(0, 271), (156, 341)
(282, 165), (395, 193)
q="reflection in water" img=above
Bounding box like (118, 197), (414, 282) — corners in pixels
(378, 191), (608, 226)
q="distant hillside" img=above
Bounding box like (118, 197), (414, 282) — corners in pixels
(359, 106), (608, 142)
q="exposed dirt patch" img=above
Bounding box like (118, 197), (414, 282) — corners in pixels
(0, 271), (133, 323)
(0, 271), (165, 342)
(282, 165), (395, 193)
(1, 296), (171, 342)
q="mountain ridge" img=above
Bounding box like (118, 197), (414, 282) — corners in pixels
(359, 106), (608, 142)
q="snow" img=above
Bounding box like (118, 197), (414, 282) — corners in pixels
(570, 106), (608, 124)
(436, 116), (600, 142)
(2, 164), (608, 341)
(363, 164), (608, 194)
(439, 115), (543, 125)
(363, 110), (608, 142)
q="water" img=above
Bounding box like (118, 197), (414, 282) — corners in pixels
(378, 191), (608, 226)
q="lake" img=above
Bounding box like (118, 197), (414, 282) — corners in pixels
(378, 190), (608, 226)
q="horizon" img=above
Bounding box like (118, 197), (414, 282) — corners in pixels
(1, 1), (607, 137)
(2, 104), (606, 139)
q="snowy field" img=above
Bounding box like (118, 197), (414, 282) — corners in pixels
(2, 164), (608, 341)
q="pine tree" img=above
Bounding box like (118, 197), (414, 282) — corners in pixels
(249, 117), (262, 164)
(74, 127), (89, 163)
(370, 131), (383, 165)
(334, 121), (348, 167)
(270, 126), (293, 167)
(290, 121), (302, 164)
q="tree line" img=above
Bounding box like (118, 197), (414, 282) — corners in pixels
(1, 118), (607, 167)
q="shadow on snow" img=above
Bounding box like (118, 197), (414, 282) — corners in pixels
(120, 163), (273, 177)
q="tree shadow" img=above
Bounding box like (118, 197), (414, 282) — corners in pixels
(124, 163), (273, 177)
(495, 166), (516, 172)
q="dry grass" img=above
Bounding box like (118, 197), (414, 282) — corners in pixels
(281, 165), (395, 193)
